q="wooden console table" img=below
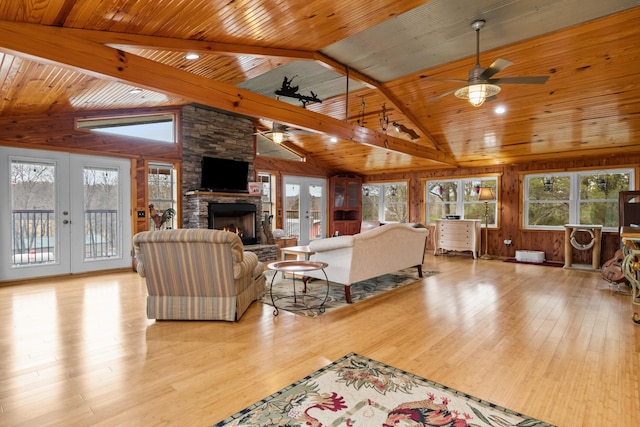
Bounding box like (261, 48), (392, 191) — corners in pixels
(620, 227), (640, 324)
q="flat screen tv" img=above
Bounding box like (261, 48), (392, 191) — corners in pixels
(200, 156), (250, 193)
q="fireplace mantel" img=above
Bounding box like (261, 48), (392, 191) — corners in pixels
(185, 191), (261, 197)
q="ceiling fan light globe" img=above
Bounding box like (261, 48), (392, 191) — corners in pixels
(454, 83), (501, 107)
(272, 131), (285, 144)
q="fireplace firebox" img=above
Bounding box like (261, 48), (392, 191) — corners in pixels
(208, 203), (257, 245)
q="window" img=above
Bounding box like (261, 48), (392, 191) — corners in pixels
(425, 177), (498, 226)
(148, 163), (177, 230)
(362, 182), (407, 223)
(77, 113), (177, 143)
(258, 172), (275, 229)
(524, 169), (633, 231)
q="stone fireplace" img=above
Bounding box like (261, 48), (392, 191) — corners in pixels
(180, 104), (277, 261)
(208, 202), (257, 245)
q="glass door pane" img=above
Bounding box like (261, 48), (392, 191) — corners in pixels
(70, 155), (131, 273)
(308, 183), (324, 240)
(283, 176), (326, 244)
(10, 160), (57, 266)
(284, 182), (301, 239)
(83, 166), (120, 260)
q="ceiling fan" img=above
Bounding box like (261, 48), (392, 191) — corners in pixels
(428, 19), (550, 107)
(256, 122), (314, 144)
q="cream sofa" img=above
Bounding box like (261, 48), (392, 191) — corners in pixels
(133, 229), (266, 321)
(304, 223), (429, 303)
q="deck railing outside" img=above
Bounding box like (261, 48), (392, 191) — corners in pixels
(283, 209), (322, 240)
(11, 209), (118, 265)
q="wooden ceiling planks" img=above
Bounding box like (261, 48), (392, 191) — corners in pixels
(0, 2), (638, 174)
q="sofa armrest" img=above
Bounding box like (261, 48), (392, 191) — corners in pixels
(234, 251), (259, 279)
(309, 235), (354, 252)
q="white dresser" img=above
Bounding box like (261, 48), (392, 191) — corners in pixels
(434, 219), (482, 259)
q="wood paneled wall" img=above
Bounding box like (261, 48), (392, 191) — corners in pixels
(0, 108), (183, 236)
(365, 156), (640, 264)
(1, 107), (636, 266)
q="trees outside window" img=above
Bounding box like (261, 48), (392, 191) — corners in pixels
(362, 182), (407, 223)
(524, 169), (633, 230)
(425, 177), (498, 225)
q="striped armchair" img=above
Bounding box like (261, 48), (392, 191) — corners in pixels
(133, 229), (266, 321)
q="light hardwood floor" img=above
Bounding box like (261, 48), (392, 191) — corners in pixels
(1, 254), (638, 426)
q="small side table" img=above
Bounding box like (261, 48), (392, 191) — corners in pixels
(267, 260), (329, 316)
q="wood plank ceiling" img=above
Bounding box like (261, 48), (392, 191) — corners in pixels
(0, 0), (639, 174)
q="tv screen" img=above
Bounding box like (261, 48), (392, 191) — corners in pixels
(200, 156), (250, 193)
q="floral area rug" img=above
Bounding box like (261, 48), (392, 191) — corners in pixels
(261, 268), (438, 318)
(212, 352), (554, 427)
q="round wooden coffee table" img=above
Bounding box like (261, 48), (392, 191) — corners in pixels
(267, 260), (329, 316)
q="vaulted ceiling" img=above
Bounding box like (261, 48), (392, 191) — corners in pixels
(0, 0), (639, 174)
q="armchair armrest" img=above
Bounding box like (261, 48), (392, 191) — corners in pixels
(133, 242), (146, 277)
(309, 235), (354, 252)
(233, 251), (259, 279)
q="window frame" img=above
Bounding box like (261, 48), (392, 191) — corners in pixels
(361, 180), (409, 223)
(75, 112), (178, 144)
(425, 176), (499, 227)
(147, 161), (179, 230)
(522, 168), (635, 231)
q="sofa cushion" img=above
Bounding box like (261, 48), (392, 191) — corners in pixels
(309, 234), (354, 252)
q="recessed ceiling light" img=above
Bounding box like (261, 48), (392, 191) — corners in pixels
(184, 53), (200, 60)
(494, 105), (506, 114)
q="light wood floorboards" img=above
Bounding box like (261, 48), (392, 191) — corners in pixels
(0, 254), (638, 426)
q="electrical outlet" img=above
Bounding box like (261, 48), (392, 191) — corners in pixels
(137, 210), (146, 218)
(504, 239), (512, 246)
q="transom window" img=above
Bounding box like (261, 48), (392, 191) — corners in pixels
(362, 182), (408, 223)
(425, 177), (498, 226)
(76, 113), (176, 143)
(523, 168), (634, 231)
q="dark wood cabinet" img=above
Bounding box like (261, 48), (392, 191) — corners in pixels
(619, 191), (640, 236)
(330, 175), (362, 236)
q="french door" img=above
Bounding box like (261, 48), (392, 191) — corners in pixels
(0, 147), (132, 281)
(282, 176), (326, 245)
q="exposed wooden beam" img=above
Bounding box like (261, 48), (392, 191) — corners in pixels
(0, 21), (457, 165)
(65, 27), (317, 60)
(313, 52), (448, 153)
(54, 26), (450, 157)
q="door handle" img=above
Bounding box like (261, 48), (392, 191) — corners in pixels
(63, 220), (70, 224)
